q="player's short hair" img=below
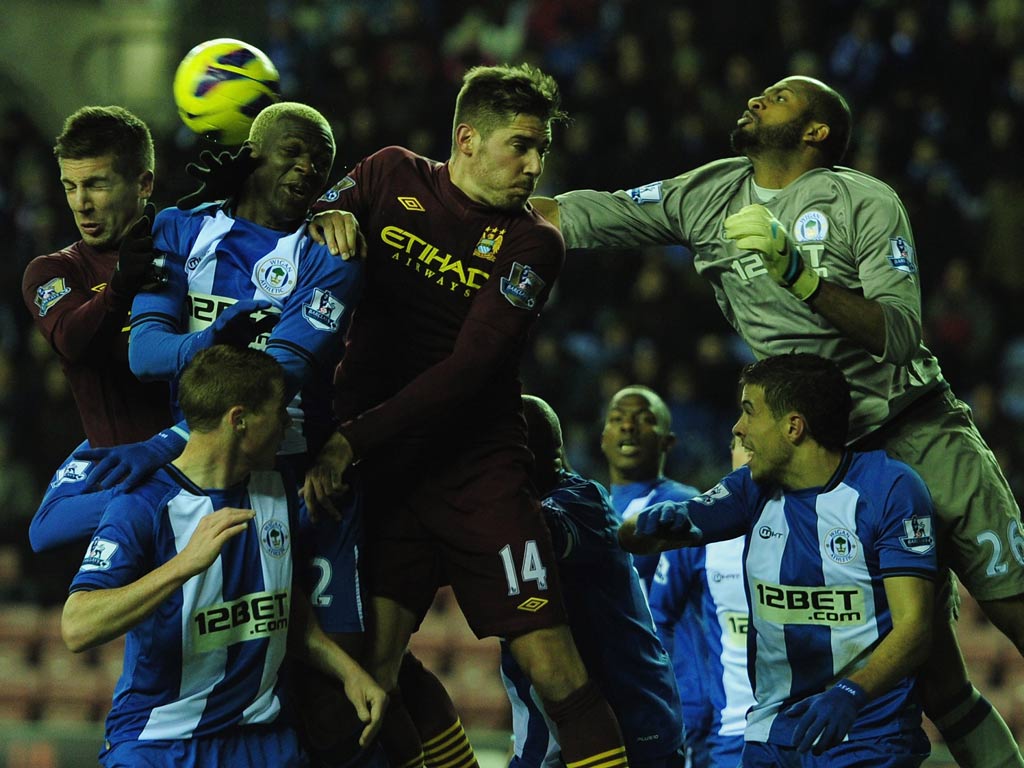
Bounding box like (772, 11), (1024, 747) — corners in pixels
(523, 395), (563, 492)
(178, 345), (285, 433)
(248, 101), (334, 150)
(54, 105), (154, 180)
(802, 81), (852, 166)
(739, 353), (851, 451)
(607, 385), (672, 432)
(451, 63), (568, 149)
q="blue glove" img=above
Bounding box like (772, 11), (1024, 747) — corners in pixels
(634, 501), (703, 542)
(787, 678), (868, 754)
(203, 299), (274, 348)
(74, 426), (189, 490)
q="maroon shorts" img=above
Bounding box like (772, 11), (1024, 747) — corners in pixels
(362, 446), (567, 639)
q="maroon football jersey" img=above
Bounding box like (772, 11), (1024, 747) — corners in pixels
(314, 146), (564, 460)
(22, 241), (172, 446)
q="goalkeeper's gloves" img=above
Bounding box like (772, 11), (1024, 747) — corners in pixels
(724, 204), (821, 301)
(75, 426), (189, 490)
(787, 678), (868, 754)
(110, 203), (164, 295)
(176, 146), (259, 209)
(634, 501), (704, 543)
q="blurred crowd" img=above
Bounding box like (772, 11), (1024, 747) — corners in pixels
(3, 0), (1024, 603)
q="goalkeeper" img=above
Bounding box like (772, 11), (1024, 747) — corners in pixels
(619, 353), (936, 767)
(532, 74), (1024, 768)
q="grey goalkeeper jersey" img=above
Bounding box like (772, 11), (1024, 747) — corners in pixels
(555, 157), (946, 443)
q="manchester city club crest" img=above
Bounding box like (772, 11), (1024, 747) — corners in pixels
(253, 256), (297, 298)
(499, 262), (545, 309)
(261, 519), (289, 558)
(824, 528), (859, 564)
(473, 227), (504, 261)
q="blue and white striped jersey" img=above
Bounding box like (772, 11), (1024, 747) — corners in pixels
(677, 450), (937, 745)
(501, 472), (684, 767)
(611, 478), (711, 738)
(69, 466), (297, 745)
(132, 204), (362, 456)
(650, 538), (755, 765)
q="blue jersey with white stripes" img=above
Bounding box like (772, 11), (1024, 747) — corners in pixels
(650, 539), (754, 766)
(132, 204), (362, 456)
(501, 472), (684, 767)
(610, 478), (711, 737)
(677, 450), (937, 745)
(69, 466), (297, 745)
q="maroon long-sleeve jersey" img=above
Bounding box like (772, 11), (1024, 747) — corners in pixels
(22, 242), (172, 446)
(314, 146), (564, 462)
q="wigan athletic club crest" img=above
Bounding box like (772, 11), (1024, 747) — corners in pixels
(499, 262), (545, 309)
(473, 227), (504, 262)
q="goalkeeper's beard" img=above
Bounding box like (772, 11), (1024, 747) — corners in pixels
(730, 111), (809, 158)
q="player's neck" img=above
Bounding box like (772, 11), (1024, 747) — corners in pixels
(749, 152), (821, 190)
(779, 446), (842, 492)
(173, 436), (249, 490)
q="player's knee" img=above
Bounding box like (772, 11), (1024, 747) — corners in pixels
(508, 625), (588, 701)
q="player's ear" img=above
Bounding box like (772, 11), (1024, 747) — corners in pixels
(454, 123), (476, 157)
(228, 405), (247, 433)
(804, 121), (830, 148)
(137, 169), (155, 198)
(661, 431), (677, 454)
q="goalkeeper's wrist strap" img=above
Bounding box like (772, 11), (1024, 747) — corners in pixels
(789, 266), (821, 302)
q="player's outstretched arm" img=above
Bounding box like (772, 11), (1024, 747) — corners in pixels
(75, 424), (189, 490)
(618, 501), (704, 555)
(289, 587), (388, 747)
(62, 507), (254, 652)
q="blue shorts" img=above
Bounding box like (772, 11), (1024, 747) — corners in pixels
(740, 731), (930, 767)
(101, 726), (306, 767)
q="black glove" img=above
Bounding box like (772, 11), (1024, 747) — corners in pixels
(110, 202), (161, 295)
(176, 145), (259, 209)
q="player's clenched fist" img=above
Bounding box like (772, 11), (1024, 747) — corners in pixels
(724, 204), (820, 301)
(618, 502), (703, 555)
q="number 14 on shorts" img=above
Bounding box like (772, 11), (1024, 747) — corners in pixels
(499, 540), (548, 595)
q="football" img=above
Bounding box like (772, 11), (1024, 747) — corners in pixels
(172, 38), (281, 145)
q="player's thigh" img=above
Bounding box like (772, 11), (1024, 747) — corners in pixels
(881, 394), (1024, 602)
(427, 465), (568, 640)
(507, 625), (587, 700)
(297, 492), (365, 635)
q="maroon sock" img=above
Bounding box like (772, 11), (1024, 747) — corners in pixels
(398, 653), (478, 768)
(543, 680), (629, 768)
(379, 687), (425, 768)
